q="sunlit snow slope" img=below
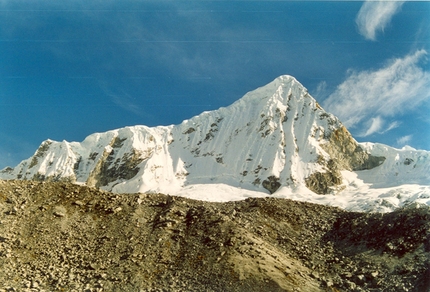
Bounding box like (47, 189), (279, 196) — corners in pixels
(2, 75), (429, 212)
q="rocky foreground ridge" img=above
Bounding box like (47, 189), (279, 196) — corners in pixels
(1, 180), (429, 291)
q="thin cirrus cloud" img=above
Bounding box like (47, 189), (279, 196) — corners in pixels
(98, 80), (148, 118)
(322, 49), (430, 137)
(362, 116), (384, 137)
(356, 0), (405, 41)
(361, 117), (400, 137)
(396, 135), (413, 147)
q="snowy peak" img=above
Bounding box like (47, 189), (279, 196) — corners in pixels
(169, 74), (350, 194)
(1, 75), (429, 212)
(0, 75), (376, 194)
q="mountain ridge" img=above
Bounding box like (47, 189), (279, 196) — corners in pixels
(2, 75), (429, 212)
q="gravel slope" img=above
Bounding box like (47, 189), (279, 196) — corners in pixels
(0, 180), (429, 291)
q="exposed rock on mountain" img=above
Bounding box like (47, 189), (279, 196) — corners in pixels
(321, 126), (386, 171)
(1, 180), (429, 291)
(0, 75), (387, 196)
(306, 126), (387, 194)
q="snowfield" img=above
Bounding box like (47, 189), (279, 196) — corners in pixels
(171, 179), (430, 213)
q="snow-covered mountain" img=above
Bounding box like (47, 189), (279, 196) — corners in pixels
(2, 75), (429, 212)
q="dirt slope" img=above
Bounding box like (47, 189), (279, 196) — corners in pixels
(0, 180), (429, 291)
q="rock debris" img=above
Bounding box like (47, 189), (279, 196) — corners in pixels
(0, 180), (429, 291)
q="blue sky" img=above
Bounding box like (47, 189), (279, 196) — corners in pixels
(0, 0), (429, 169)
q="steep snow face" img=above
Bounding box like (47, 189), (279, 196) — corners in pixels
(169, 75), (343, 194)
(1, 75), (429, 212)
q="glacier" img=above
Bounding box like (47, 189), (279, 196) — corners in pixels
(1, 75), (429, 212)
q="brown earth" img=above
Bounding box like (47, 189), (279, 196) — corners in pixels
(0, 180), (429, 292)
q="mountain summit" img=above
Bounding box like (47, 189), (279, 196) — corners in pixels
(2, 75), (429, 212)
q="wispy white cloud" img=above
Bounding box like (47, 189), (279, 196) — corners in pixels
(314, 81), (328, 100)
(323, 49), (430, 137)
(359, 117), (400, 137)
(396, 135), (412, 146)
(356, 0), (404, 41)
(383, 121), (400, 133)
(361, 116), (383, 137)
(98, 81), (147, 117)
